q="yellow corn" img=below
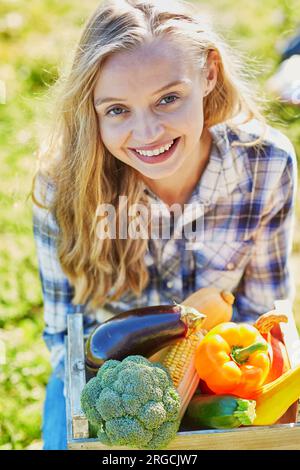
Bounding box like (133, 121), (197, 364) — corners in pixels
(163, 333), (201, 387)
(161, 306), (206, 419)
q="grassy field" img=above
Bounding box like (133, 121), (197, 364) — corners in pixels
(0, 0), (300, 450)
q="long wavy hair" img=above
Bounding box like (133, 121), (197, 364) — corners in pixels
(30, 0), (267, 310)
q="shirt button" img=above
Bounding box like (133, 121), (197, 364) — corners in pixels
(227, 262), (235, 270)
(166, 281), (173, 289)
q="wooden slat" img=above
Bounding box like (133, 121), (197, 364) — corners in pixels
(67, 423), (300, 450)
(67, 314), (89, 439)
(65, 336), (74, 445)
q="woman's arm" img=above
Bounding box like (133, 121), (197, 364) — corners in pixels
(234, 145), (298, 322)
(32, 174), (90, 381)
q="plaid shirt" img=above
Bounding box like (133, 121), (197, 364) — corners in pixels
(32, 119), (298, 380)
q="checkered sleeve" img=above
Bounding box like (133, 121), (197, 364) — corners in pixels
(234, 142), (298, 322)
(32, 174), (86, 378)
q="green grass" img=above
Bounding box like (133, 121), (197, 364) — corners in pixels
(0, 0), (300, 449)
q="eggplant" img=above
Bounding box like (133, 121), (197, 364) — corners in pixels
(85, 303), (205, 373)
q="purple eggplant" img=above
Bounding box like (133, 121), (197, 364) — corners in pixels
(85, 303), (205, 373)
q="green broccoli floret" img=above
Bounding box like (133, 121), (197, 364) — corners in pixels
(80, 355), (181, 449)
(80, 376), (103, 425)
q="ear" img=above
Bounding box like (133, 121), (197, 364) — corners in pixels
(203, 50), (219, 97)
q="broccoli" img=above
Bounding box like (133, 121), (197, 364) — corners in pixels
(80, 355), (181, 449)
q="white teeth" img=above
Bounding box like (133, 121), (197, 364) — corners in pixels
(135, 140), (174, 157)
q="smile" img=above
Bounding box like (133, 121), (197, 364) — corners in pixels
(129, 137), (181, 164)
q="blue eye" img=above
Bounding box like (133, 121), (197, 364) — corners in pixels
(160, 94), (179, 105)
(106, 106), (124, 116)
(105, 94), (179, 116)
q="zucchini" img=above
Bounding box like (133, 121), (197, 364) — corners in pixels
(184, 394), (256, 429)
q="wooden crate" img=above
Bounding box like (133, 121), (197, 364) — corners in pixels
(65, 299), (300, 450)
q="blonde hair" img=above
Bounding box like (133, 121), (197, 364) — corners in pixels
(30, 0), (267, 310)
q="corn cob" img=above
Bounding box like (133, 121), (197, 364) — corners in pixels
(161, 303), (206, 419)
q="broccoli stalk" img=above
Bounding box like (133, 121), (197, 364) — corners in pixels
(80, 355), (181, 449)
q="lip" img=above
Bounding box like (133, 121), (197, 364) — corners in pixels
(129, 137), (181, 164)
(128, 139), (175, 152)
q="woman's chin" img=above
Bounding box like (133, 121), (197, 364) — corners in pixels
(136, 158), (184, 180)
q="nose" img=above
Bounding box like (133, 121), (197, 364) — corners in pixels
(131, 111), (165, 145)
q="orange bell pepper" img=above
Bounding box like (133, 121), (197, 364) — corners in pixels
(195, 322), (271, 399)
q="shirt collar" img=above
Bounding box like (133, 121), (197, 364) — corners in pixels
(141, 121), (253, 229)
(194, 122), (253, 205)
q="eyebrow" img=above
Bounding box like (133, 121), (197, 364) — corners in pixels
(94, 79), (191, 107)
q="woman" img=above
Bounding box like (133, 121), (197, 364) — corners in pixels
(31, 0), (297, 449)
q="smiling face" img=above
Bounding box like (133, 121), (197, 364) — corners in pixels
(94, 37), (215, 184)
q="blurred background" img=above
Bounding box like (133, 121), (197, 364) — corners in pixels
(0, 0), (299, 450)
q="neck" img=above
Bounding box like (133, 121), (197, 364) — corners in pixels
(140, 128), (212, 210)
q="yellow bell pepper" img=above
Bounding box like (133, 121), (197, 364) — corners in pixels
(195, 322), (271, 399)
